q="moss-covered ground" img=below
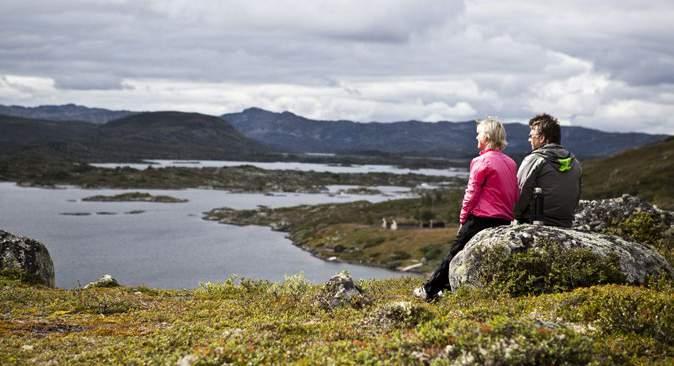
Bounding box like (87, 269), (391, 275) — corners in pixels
(1, 275), (672, 365)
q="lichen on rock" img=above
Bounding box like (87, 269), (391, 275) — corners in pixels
(448, 224), (672, 294)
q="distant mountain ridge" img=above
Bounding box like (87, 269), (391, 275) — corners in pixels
(0, 111), (267, 161)
(223, 107), (669, 158)
(0, 103), (135, 124)
(0, 104), (668, 159)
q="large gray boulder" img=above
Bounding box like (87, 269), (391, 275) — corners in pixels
(448, 224), (672, 291)
(1, 230), (55, 287)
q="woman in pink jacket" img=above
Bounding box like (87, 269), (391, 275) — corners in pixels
(414, 117), (518, 301)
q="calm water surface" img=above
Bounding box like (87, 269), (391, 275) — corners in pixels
(0, 183), (415, 289)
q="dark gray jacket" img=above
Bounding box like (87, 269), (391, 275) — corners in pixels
(514, 144), (582, 227)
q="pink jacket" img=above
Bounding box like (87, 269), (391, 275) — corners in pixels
(459, 149), (519, 224)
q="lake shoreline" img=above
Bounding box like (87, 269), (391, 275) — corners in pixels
(0, 182), (415, 288)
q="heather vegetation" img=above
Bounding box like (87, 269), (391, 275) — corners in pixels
(1, 273), (672, 365)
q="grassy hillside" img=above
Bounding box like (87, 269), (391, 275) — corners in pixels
(582, 137), (674, 210)
(95, 111), (269, 160)
(0, 114), (96, 155)
(1, 275), (672, 365)
(0, 111), (270, 161)
(205, 190), (464, 272)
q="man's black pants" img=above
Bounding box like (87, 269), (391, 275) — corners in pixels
(423, 215), (510, 296)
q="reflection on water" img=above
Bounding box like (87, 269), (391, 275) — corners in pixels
(0, 183), (416, 289)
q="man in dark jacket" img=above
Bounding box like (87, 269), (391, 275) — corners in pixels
(514, 113), (582, 227)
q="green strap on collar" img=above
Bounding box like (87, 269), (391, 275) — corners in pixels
(558, 157), (573, 172)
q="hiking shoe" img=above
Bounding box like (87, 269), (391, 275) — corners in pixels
(413, 287), (442, 302)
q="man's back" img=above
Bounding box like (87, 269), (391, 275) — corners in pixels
(515, 143), (582, 227)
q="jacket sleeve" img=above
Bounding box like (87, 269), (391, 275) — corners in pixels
(459, 157), (489, 224)
(514, 154), (543, 220)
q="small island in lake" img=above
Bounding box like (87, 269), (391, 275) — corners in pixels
(82, 192), (188, 203)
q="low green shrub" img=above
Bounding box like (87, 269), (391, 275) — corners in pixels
(370, 301), (433, 328)
(476, 242), (627, 296)
(557, 286), (674, 345)
(430, 317), (597, 365)
(267, 273), (311, 303)
(0, 269), (47, 287)
(195, 276), (272, 300)
(606, 211), (668, 246)
(73, 289), (142, 315)
(606, 211), (674, 267)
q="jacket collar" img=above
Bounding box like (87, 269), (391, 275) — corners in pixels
(479, 148), (499, 155)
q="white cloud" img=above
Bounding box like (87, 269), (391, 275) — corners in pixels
(0, 1), (673, 134)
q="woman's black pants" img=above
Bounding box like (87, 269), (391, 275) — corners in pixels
(423, 215), (510, 296)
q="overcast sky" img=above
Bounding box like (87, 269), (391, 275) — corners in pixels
(1, 0), (673, 134)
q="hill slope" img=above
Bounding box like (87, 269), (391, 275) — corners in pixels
(95, 111), (269, 160)
(0, 103), (134, 124)
(0, 112), (269, 161)
(582, 137), (674, 210)
(0, 114), (97, 156)
(223, 108), (668, 159)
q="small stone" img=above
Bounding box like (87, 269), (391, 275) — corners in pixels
(176, 354), (198, 366)
(21, 345), (34, 351)
(84, 274), (120, 289)
(411, 351), (430, 363)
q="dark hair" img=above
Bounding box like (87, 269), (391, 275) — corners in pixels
(528, 113), (561, 144)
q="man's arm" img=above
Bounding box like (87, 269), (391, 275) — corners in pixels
(514, 154), (543, 221)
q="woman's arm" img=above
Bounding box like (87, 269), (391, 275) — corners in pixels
(459, 157), (489, 224)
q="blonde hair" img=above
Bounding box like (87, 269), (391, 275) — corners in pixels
(477, 117), (508, 150)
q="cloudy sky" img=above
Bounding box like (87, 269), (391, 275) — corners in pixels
(1, 0), (673, 134)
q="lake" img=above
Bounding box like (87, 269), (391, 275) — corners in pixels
(92, 159), (468, 178)
(0, 183), (415, 289)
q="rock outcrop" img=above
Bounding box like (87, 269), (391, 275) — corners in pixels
(573, 194), (672, 233)
(315, 272), (370, 310)
(0, 230), (55, 287)
(448, 224), (672, 291)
